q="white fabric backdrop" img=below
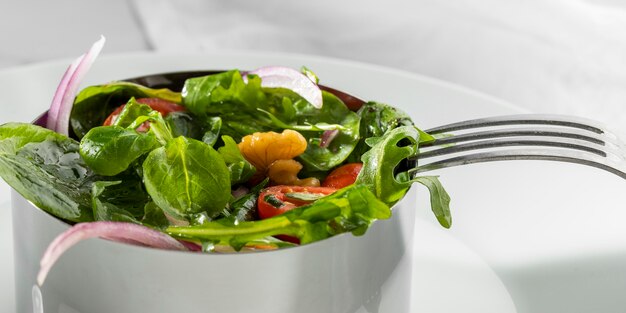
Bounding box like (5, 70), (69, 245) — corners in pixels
(132, 0), (626, 133)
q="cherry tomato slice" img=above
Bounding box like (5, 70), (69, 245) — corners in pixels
(258, 185), (337, 244)
(321, 163), (363, 189)
(103, 98), (185, 126)
(257, 186), (337, 219)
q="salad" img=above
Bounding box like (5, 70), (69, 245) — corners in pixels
(0, 37), (451, 285)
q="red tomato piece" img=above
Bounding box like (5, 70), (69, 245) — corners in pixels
(257, 185), (337, 244)
(321, 163), (363, 189)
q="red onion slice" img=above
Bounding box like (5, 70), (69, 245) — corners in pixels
(320, 129), (339, 148)
(37, 221), (186, 286)
(47, 36), (106, 135)
(246, 66), (323, 109)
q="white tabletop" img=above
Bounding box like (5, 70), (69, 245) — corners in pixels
(3, 1), (626, 312)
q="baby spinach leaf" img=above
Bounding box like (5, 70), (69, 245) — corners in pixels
(200, 116), (222, 146)
(164, 111), (206, 141)
(0, 123), (96, 222)
(70, 82), (181, 138)
(142, 136), (231, 220)
(141, 201), (170, 230)
(91, 181), (139, 223)
(217, 135), (255, 185)
(79, 125), (158, 176)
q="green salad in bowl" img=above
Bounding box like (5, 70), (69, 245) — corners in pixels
(0, 37), (451, 286)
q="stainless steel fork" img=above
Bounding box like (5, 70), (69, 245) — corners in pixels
(410, 114), (626, 179)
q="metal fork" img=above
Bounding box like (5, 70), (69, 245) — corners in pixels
(410, 114), (626, 179)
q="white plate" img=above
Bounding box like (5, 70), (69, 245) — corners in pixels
(0, 51), (557, 313)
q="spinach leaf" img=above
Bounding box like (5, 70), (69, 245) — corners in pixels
(141, 201), (170, 230)
(182, 70), (267, 118)
(0, 123), (96, 222)
(142, 136), (231, 220)
(165, 111), (204, 140)
(217, 135), (255, 185)
(166, 184), (390, 251)
(79, 125), (158, 176)
(70, 82), (181, 138)
(91, 181), (139, 223)
(201, 117), (222, 147)
(112, 100), (155, 129)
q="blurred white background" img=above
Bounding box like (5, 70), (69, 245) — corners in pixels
(2, 0), (626, 312)
(1, 0), (626, 132)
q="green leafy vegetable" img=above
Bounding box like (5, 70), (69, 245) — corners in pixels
(411, 176), (452, 228)
(200, 117), (222, 146)
(142, 136), (231, 220)
(221, 179), (268, 225)
(167, 184), (391, 251)
(141, 201), (170, 230)
(182, 70), (360, 170)
(70, 82), (181, 138)
(356, 125), (420, 205)
(91, 181), (140, 223)
(111, 100), (154, 129)
(0, 123), (96, 222)
(217, 135), (255, 185)
(348, 101), (434, 162)
(79, 125), (158, 176)
(356, 125), (452, 228)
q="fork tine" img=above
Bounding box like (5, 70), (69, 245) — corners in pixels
(425, 114), (607, 134)
(420, 127), (608, 148)
(418, 138), (613, 159)
(412, 114), (626, 180)
(411, 148), (626, 179)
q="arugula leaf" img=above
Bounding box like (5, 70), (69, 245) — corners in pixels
(221, 179), (268, 225)
(70, 82), (181, 138)
(0, 123), (96, 222)
(217, 135), (255, 185)
(411, 176), (452, 228)
(355, 125), (452, 228)
(348, 101), (421, 162)
(142, 136), (231, 220)
(355, 126), (419, 205)
(166, 184), (391, 251)
(79, 125), (158, 176)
